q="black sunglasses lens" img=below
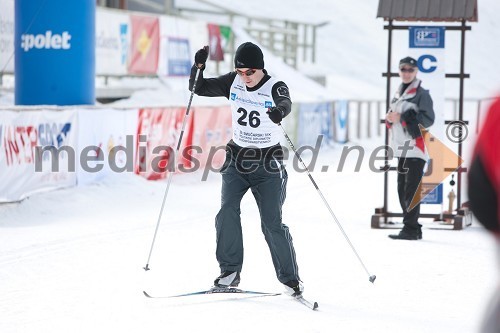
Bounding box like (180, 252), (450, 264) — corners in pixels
(236, 69), (256, 76)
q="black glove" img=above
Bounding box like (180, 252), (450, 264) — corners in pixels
(194, 46), (209, 68)
(401, 109), (421, 138)
(405, 122), (421, 138)
(267, 107), (285, 124)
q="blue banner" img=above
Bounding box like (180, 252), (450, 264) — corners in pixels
(297, 102), (332, 147)
(334, 100), (348, 143)
(15, 0), (95, 105)
(421, 183), (443, 204)
(167, 38), (191, 76)
(409, 27), (445, 48)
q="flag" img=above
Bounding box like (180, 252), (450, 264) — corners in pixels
(129, 15), (160, 74)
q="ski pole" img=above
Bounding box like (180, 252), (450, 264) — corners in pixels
(143, 67), (201, 271)
(278, 124), (376, 283)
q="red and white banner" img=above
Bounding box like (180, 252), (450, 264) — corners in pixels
(191, 106), (232, 170)
(207, 24), (224, 61)
(0, 110), (77, 202)
(128, 15), (160, 74)
(76, 108), (139, 186)
(135, 107), (193, 180)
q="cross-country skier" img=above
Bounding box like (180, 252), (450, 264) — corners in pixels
(188, 42), (303, 296)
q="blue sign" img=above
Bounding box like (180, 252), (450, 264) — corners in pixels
(297, 102), (332, 146)
(335, 100), (348, 143)
(421, 183), (443, 204)
(15, 0), (95, 105)
(409, 27), (445, 48)
(167, 38), (191, 76)
(119, 24), (129, 66)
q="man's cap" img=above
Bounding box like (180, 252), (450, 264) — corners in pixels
(234, 42), (264, 69)
(399, 56), (418, 68)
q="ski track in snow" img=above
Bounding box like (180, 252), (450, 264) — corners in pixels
(0, 145), (496, 333)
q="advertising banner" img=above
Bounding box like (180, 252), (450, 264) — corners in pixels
(334, 100), (349, 143)
(189, 20), (209, 57)
(191, 106), (232, 170)
(76, 108), (139, 186)
(219, 25), (232, 53)
(297, 102), (332, 147)
(15, 0), (95, 105)
(95, 9), (130, 75)
(207, 24), (224, 61)
(135, 107), (193, 180)
(128, 15), (159, 74)
(420, 183), (443, 204)
(0, 110), (77, 202)
(0, 0), (14, 73)
(158, 15), (191, 76)
(165, 37), (191, 76)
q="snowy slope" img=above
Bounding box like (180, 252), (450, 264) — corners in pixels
(0, 146), (496, 333)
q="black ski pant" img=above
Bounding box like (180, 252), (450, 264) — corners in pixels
(397, 157), (426, 233)
(215, 154), (300, 284)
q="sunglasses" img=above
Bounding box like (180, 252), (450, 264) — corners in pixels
(400, 67), (416, 73)
(236, 69), (257, 77)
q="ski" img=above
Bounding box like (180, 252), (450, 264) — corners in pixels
(143, 287), (281, 299)
(291, 293), (319, 310)
(144, 287), (318, 310)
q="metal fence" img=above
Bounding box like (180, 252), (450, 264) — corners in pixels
(333, 97), (495, 142)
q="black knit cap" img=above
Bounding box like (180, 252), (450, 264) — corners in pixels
(234, 42), (264, 69)
(399, 56), (418, 68)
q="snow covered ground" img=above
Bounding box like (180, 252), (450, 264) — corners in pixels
(0, 144), (497, 333)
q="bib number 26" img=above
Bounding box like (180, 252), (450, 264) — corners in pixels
(237, 108), (260, 128)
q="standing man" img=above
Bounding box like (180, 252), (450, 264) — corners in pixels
(386, 56), (435, 240)
(189, 42), (302, 295)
